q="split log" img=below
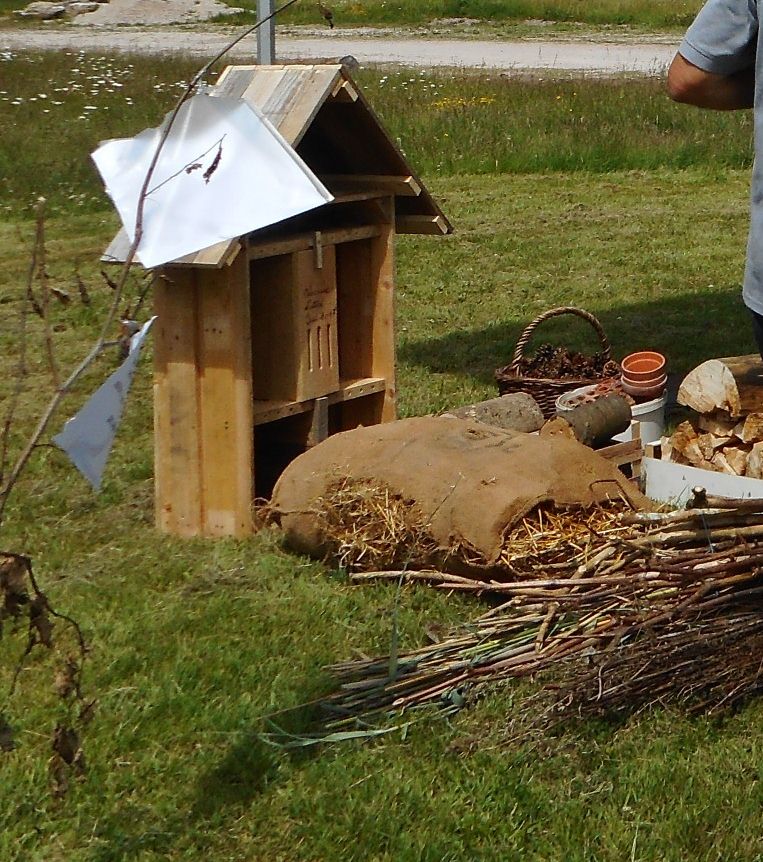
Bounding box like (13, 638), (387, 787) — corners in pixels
(697, 432), (729, 460)
(724, 446), (751, 476)
(746, 442), (763, 480)
(710, 451), (735, 476)
(697, 412), (737, 436)
(737, 413), (763, 444)
(678, 354), (763, 418)
(444, 393), (544, 433)
(670, 421), (711, 470)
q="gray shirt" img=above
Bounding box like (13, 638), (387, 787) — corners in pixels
(680, 0), (763, 313)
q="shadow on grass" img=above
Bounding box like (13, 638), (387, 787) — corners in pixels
(399, 288), (756, 386)
(88, 699), (328, 860)
(191, 700), (325, 819)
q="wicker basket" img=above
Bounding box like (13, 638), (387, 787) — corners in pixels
(495, 306), (619, 419)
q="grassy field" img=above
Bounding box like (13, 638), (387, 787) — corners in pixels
(0, 0), (705, 30)
(242, 0), (704, 29)
(2, 51), (763, 861)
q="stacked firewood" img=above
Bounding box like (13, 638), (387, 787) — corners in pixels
(663, 354), (763, 477)
(666, 412), (763, 477)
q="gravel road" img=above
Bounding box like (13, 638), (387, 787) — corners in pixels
(0, 26), (677, 74)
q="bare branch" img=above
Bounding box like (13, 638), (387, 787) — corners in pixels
(35, 199), (61, 390)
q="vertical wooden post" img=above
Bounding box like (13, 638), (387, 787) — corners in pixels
(153, 268), (203, 537)
(336, 196), (397, 427)
(197, 251), (254, 537)
(370, 196), (397, 423)
(153, 251), (254, 538)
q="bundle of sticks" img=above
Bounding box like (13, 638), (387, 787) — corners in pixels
(319, 495), (763, 733)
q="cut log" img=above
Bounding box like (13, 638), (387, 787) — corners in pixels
(746, 442), (763, 479)
(737, 412), (763, 444)
(677, 354), (763, 418)
(541, 394), (631, 447)
(444, 393), (544, 433)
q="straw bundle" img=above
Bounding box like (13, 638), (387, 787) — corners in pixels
(314, 479), (446, 572)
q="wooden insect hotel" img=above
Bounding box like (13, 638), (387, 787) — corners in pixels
(105, 64), (451, 538)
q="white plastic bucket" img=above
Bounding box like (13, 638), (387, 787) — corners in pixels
(612, 392), (667, 444)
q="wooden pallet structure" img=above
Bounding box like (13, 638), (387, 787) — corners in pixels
(104, 64), (451, 538)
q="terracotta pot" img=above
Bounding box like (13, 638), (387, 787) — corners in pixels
(621, 351), (666, 382)
(620, 373), (667, 401)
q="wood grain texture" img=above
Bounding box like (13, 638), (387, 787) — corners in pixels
(153, 267), (203, 536)
(196, 250), (254, 537)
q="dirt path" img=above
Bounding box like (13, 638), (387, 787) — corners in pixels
(0, 26), (677, 74)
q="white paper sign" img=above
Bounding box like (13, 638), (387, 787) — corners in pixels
(91, 94), (333, 268)
(53, 317), (157, 490)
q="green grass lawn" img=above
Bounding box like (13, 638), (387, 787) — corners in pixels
(2, 51), (763, 861)
(239, 0), (703, 29)
(0, 0), (706, 29)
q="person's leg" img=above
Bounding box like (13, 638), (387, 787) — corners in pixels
(751, 309), (763, 360)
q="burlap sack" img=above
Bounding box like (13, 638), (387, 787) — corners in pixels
(271, 416), (649, 566)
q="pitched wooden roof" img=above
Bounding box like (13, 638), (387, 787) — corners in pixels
(215, 63), (450, 236)
(104, 63), (450, 268)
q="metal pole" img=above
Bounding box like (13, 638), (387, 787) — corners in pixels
(257, 0), (276, 65)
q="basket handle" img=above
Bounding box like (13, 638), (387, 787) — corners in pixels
(510, 306), (612, 373)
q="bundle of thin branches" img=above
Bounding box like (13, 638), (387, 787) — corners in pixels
(541, 611), (763, 722)
(321, 508), (763, 730)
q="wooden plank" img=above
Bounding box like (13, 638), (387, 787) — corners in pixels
(103, 228), (241, 269)
(251, 245), (340, 403)
(598, 439), (643, 467)
(252, 377), (386, 425)
(336, 197), (396, 423)
(335, 377), (387, 402)
(241, 68), (290, 120)
(153, 267), (203, 536)
(196, 250), (254, 537)
(258, 66), (311, 131)
(293, 246), (339, 400)
(323, 174), (422, 197)
(333, 67), (453, 234)
(269, 67), (340, 146)
(170, 239), (242, 269)
(213, 66), (258, 99)
(307, 396), (329, 447)
(248, 224), (381, 260)
(331, 78), (359, 102)
(371, 204), (397, 422)
(396, 214), (450, 235)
